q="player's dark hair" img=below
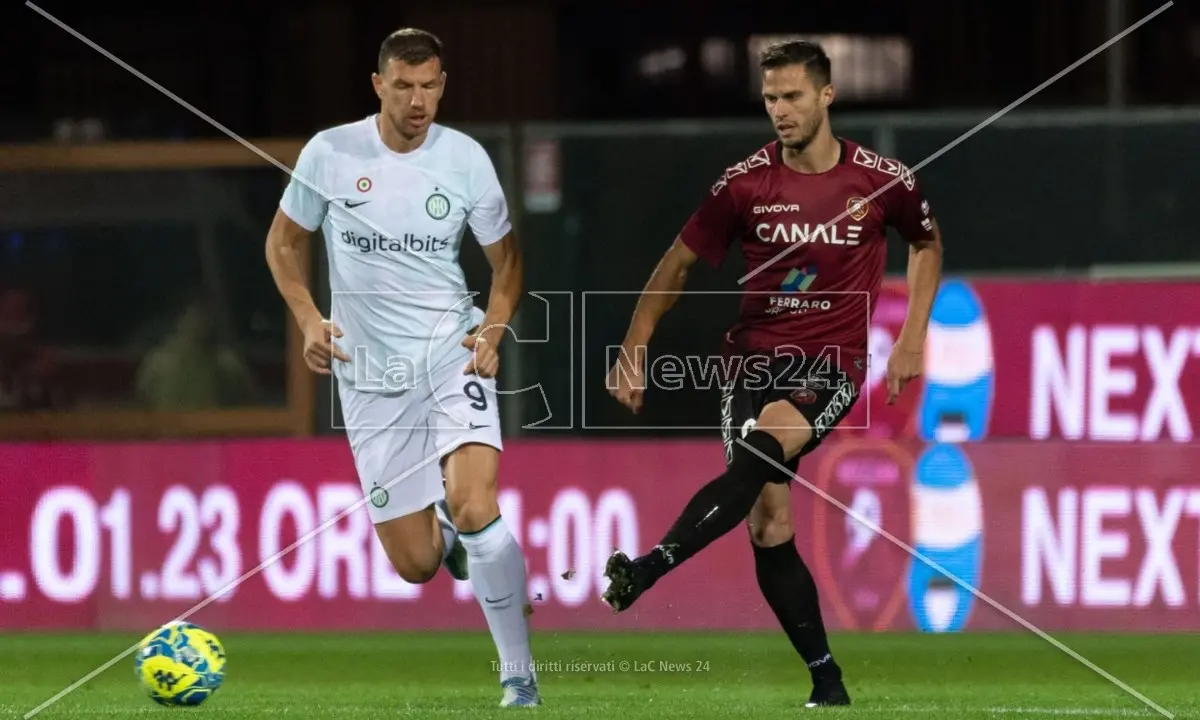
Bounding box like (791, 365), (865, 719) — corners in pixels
(377, 28), (443, 73)
(759, 40), (831, 87)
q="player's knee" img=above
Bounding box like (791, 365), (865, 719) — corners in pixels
(444, 444), (501, 532)
(731, 430), (793, 485)
(747, 488), (793, 547)
(446, 489), (499, 533)
(748, 516), (793, 547)
(758, 400), (816, 458)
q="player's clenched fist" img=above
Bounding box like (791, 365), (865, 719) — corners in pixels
(606, 347), (647, 414)
(302, 318), (350, 375)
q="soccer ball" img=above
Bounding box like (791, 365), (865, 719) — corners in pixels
(134, 621), (227, 706)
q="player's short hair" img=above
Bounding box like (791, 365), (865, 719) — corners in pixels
(759, 40), (831, 88)
(377, 28), (443, 73)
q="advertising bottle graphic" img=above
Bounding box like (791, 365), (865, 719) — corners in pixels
(906, 444), (982, 633)
(917, 279), (995, 443)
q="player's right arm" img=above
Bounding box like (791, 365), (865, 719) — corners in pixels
(607, 237), (700, 414)
(607, 170), (743, 414)
(265, 138), (349, 375)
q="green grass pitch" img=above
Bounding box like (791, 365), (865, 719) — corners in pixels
(1, 631), (1195, 719)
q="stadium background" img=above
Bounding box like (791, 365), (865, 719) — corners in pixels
(2, 1), (1200, 716)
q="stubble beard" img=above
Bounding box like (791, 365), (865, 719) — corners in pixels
(384, 110), (426, 142)
(780, 113), (825, 151)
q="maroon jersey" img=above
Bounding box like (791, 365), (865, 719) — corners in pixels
(678, 138), (935, 388)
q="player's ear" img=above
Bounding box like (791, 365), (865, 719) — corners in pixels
(820, 83), (835, 108)
(371, 72), (385, 101)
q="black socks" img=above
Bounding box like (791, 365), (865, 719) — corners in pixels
(639, 431), (789, 584)
(754, 535), (841, 683)
(631, 427), (839, 684)
(632, 429), (840, 683)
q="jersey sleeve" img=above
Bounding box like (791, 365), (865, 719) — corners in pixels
(466, 142), (513, 247)
(882, 164), (936, 244)
(678, 172), (743, 267)
(279, 136), (330, 232)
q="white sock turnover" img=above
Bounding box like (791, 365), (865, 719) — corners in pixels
(459, 516), (534, 683)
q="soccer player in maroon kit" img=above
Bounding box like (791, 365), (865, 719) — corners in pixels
(602, 41), (943, 707)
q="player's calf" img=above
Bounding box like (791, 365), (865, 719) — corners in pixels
(374, 509), (447, 584)
(434, 498), (469, 581)
(753, 528), (845, 693)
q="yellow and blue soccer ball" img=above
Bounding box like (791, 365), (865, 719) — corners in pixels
(134, 621), (227, 706)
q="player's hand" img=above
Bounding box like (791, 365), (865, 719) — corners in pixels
(885, 346), (923, 404)
(463, 325), (502, 378)
(302, 318), (350, 375)
(606, 346), (647, 414)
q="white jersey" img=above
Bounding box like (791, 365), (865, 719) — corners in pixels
(279, 116), (510, 393)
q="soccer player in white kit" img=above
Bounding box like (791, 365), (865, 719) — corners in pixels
(265, 28), (540, 707)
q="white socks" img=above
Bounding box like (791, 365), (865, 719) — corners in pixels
(459, 516), (535, 682)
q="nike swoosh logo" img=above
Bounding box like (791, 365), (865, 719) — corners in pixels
(485, 593), (513, 604)
(469, 423), (490, 430)
(345, 200), (370, 208)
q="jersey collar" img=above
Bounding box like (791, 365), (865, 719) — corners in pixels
(772, 137), (847, 165)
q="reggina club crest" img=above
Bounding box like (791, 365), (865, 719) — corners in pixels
(847, 197), (870, 221)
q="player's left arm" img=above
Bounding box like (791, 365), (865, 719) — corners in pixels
(462, 143), (522, 378)
(886, 172), (943, 403)
(464, 232), (523, 378)
(898, 221), (943, 351)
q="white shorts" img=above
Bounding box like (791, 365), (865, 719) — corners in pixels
(337, 350), (503, 524)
